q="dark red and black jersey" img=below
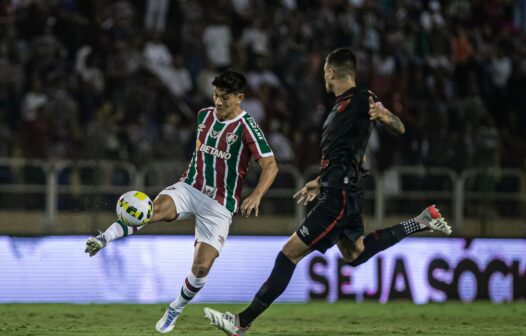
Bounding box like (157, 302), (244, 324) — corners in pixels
(319, 86), (377, 189)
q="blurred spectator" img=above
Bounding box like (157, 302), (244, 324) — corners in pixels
(157, 112), (192, 161)
(295, 51), (325, 130)
(143, 32), (192, 99)
(84, 102), (124, 160)
(45, 75), (80, 159)
(28, 21), (68, 77)
(490, 48), (512, 90)
(267, 120), (295, 164)
(0, 41), (23, 128)
(144, 0), (170, 32)
(125, 112), (158, 165)
(294, 128), (320, 172)
(239, 18), (270, 60)
(246, 55), (281, 91)
(241, 87), (265, 124)
(0, 109), (11, 157)
(105, 38), (142, 113)
(202, 17), (232, 69)
(105, 0), (135, 41)
(23, 103), (50, 159)
(195, 61), (217, 106)
(515, 0), (526, 35)
(21, 78), (47, 123)
(75, 46), (105, 122)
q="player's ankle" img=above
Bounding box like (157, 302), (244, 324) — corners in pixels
(401, 218), (424, 234)
(238, 313), (252, 329)
(412, 218), (427, 230)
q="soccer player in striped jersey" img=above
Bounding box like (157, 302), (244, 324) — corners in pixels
(84, 70), (278, 333)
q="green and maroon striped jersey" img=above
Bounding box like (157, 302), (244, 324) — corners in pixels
(180, 107), (274, 213)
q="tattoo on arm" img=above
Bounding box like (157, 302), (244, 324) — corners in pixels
(381, 110), (405, 134)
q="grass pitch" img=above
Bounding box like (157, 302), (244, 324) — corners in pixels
(1, 302), (525, 335)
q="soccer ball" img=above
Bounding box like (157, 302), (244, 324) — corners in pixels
(116, 191), (153, 227)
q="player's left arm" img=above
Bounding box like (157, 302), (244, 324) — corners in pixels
(240, 156), (278, 217)
(368, 96), (405, 134)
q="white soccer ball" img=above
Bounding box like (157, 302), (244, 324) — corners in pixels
(116, 191), (153, 227)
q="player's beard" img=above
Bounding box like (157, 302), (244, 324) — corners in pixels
(325, 82), (333, 94)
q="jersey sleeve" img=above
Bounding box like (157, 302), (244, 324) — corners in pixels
(241, 115), (274, 160)
(196, 107), (213, 123)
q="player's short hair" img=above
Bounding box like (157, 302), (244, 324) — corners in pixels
(326, 48), (357, 78)
(212, 69), (247, 94)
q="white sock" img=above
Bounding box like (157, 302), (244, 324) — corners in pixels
(100, 221), (144, 243)
(169, 273), (208, 313)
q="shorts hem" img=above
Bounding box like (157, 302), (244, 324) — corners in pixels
(195, 239), (224, 254)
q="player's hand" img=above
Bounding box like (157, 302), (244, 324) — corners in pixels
(293, 178), (320, 206)
(368, 96), (388, 121)
(240, 193), (262, 217)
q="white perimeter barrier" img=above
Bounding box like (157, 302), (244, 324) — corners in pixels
(1, 236), (524, 303)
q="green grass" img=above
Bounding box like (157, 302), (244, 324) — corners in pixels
(1, 302), (525, 335)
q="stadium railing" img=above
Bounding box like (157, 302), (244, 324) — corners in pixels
(0, 158), (524, 236)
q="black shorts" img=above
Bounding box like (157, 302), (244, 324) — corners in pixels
(296, 186), (364, 253)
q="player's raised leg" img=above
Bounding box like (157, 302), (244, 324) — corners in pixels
(84, 194), (177, 257)
(156, 242), (218, 333)
(339, 205), (451, 267)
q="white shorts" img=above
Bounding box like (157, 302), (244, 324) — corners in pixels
(158, 182), (232, 253)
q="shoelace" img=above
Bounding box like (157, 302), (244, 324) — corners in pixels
(431, 218), (451, 233)
(436, 219), (448, 230)
(222, 313), (236, 324)
(160, 308), (177, 331)
(167, 309), (177, 323)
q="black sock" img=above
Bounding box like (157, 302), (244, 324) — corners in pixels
(349, 219), (422, 267)
(238, 251), (296, 328)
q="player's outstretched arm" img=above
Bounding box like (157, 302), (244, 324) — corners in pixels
(368, 97), (405, 134)
(240, 156), (278, 217)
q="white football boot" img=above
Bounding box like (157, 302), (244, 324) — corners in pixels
(84, 232), (107, 257)
(415, 205), (452, 235)
(156, 307), (180, 333)
(204, 307), (248, 336)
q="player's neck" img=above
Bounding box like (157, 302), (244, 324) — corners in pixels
(333, 80), (356, 97)
(217, 106), (243, 121)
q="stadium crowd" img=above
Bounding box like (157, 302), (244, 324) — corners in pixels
(1, 0), (525, 172)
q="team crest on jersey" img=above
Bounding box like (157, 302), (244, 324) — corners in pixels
(226, 132), (238, 144)
(337, 98), (350, 113)
(210, 130), (220, 138)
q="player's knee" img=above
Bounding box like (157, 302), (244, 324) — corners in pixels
(191, 263), (212, 278)
(281, 248), (301, 264)
(343, 241), (365, 265)
(281, 235), (309, 264)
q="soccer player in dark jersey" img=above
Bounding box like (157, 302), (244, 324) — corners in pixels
(204, 48), (451, 335)
(84, 70), (278, 333)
